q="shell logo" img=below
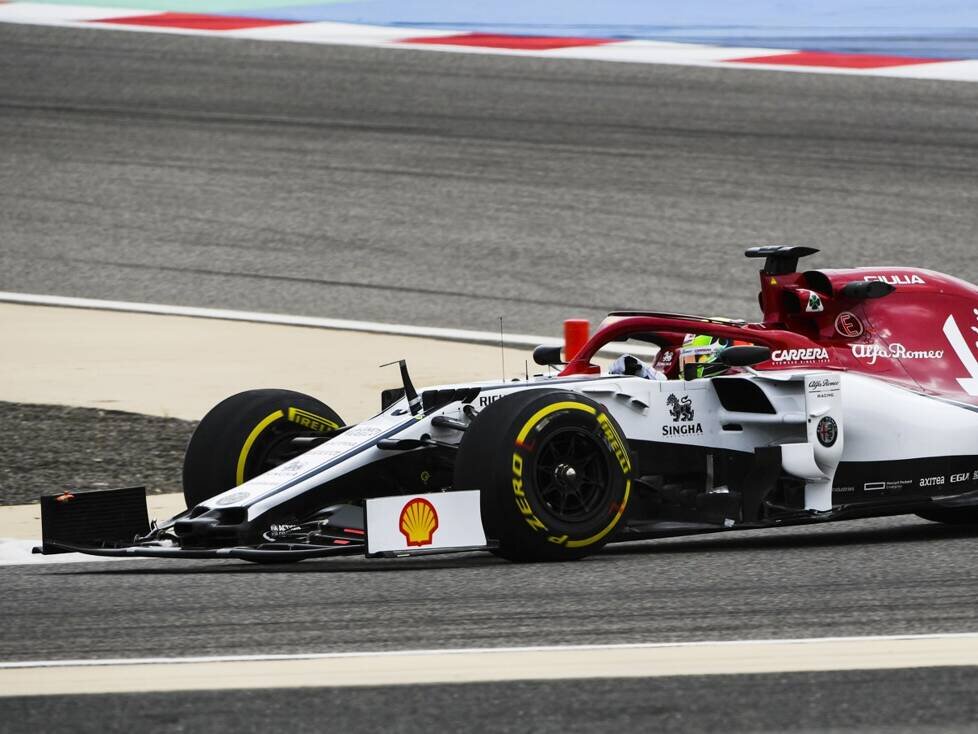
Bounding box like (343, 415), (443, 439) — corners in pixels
(399, 497), (439, 547)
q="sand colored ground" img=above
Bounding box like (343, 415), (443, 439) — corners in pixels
(4, 635), (978, 696)
(0, 303), (536, 422)
(0, 492), (187, 541)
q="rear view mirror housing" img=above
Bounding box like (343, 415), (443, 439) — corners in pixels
(840, 281), (896, 300)
(717, 345), (772, 367)
(533, 345), (564, 366)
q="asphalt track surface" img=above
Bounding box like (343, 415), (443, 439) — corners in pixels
(6, 515), (978, 661)
(3, 668), (978, 733)
(3, 21), (978, 731)
(4, 514), (978, 729)
(2, 24), (978, 335)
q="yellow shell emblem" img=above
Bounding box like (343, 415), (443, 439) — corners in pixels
(399, 497), (439, 547)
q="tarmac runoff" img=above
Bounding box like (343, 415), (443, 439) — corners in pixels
(3, 634), (978, 697)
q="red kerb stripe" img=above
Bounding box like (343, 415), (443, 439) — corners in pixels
(727, 50), (947, 69)
(92, 12), (299, 31)
(402, 33), (615, 51)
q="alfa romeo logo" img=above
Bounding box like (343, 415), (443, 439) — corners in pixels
(816, 416), (838, 447)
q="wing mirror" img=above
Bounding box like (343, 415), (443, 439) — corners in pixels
(533, 345), (565, 366)
(717, 345), (772, 367)
(839, 281), (895, 300)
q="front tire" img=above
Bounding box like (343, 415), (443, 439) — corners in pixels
(182, 389), (343, 509)
(454, 389), (633, 562)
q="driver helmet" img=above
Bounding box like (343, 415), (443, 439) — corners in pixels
(679, 334), (731, 379)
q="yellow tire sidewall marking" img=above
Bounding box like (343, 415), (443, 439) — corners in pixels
(515, 401), (596, 445)
(287, 406), (340, 433)
(235, 409), (285, 486)
(566, 480), (631, 548)
(565, 412), (632, 548)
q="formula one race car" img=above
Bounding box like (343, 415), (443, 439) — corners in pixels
(39, 246), (978, 564)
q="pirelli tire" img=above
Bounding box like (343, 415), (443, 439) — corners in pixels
(182, 389), (343, 509)
(454, 389), (633, 563)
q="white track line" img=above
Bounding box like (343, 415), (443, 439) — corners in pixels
(0, 291), (556, 349)
(5, 632), (978, 669)
(0, 291), (657, 356)
(0, 539), (137, 566)
(3, 633), (978, 696)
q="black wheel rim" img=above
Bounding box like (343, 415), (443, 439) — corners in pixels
(533, 426), (611, 524)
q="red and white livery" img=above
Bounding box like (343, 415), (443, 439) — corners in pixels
(40, 247), (978, 565)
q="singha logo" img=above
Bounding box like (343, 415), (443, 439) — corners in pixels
(666, 394), (694, 422)
(663, 394), (702, 437)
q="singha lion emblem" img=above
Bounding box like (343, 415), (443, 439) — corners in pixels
(666, 394), (694, 422)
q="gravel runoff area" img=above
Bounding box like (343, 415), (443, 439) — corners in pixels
(0, 402), (196, 506)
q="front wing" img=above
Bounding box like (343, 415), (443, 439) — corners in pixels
(36, 486), (494, 562)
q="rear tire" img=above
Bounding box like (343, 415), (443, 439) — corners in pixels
(454, 389), (633, 562)
(182, 389), (343, 509)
